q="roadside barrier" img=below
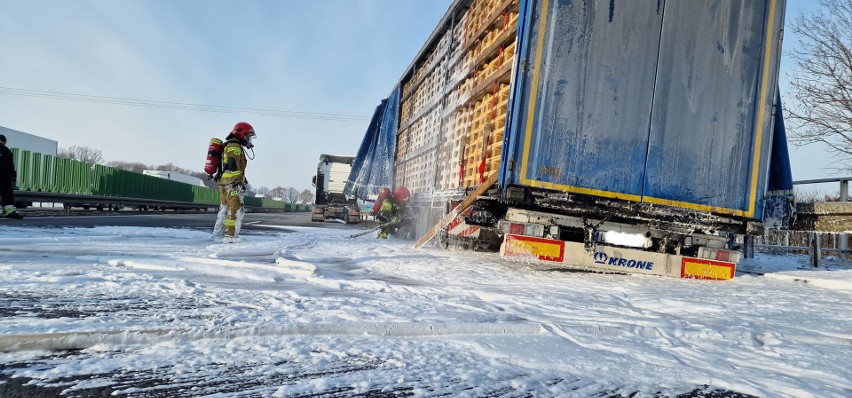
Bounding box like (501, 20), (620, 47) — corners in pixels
(9, 148), (311, 212)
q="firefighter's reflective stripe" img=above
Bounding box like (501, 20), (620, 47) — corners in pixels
(221, 144), (245, 180)
(224, 145), (243, 157)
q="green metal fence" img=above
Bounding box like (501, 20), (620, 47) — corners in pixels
(9, 148), (311, 211)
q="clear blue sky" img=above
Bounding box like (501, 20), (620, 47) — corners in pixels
(0, 0), (454, 191)
(0, 0), (841, 195)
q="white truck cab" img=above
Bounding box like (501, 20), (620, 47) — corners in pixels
(311, 154), (360, 223)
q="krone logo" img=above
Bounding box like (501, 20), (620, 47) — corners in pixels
(593, 252), (608, 264)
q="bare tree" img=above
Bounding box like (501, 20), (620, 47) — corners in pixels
(106, 161), (150, 173)
(784, 0), (852, 173)
(58, 145), (104, 164)
(256, 186), (271, 197)
(286, 187), (300, 204)
(268, 186), (287, 200)
(299, 189), (314, 204)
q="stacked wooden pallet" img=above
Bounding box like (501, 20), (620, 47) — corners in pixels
(395, 0), (519, 194)
(396, 24), (454, 192)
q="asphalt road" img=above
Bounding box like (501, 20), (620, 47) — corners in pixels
(0, 211), (756, 398)
(0, 210), (396, 398)
(7, 209), (374, 232)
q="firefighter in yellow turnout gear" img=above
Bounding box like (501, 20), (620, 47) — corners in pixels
(214, 122), (256, 242)
(376, 197), (400, 239)
(374, 186), (410, 239)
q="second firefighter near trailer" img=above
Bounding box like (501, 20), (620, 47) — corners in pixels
(373, 186), (411, 239)
(213, 122), (256, 242)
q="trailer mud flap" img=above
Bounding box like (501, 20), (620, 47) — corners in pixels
(500, 234), (735, 280)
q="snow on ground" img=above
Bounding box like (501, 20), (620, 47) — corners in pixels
(0, 224), (850, 397)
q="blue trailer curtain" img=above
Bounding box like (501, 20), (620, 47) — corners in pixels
(763, 90), (795, 228)
(344, 86), (400, 199)
(768, 91), (793, 193)
(505, 0), (783, 219)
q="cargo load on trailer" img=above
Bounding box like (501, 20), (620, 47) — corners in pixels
(312, 154), (361, 223)
(346, 0), (795, 280)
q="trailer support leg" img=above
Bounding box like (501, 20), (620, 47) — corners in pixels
(808, 232), (821, 268)
(743, 235), (755, 259)
(839, 179), (848, 260)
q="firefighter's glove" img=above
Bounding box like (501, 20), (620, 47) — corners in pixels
(231, 182), (246, 194)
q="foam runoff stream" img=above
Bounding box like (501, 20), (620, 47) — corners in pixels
(0, 322), (543, 352)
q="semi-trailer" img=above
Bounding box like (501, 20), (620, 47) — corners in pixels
(346, 0), (794, 280)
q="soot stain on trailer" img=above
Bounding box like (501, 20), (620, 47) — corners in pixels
(608, 0), (616, 22)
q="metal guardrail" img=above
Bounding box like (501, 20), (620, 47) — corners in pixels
(15, 191), (213, 211)
(15, 190), (312, 213)
(793, 176), (852, 196)
(745, 177), (851, 266)
(791, 176), (851, 266)
(755, 244), (850, 254)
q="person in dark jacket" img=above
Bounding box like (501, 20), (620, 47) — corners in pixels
(0, 134), (23, 219)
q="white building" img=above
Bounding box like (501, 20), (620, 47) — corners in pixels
(0, 126), (58, 156)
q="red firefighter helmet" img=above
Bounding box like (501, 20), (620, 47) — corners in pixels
(230, 122), (256, 139)
(377, 187), (391, 202)
(393, 186), (410, 202)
